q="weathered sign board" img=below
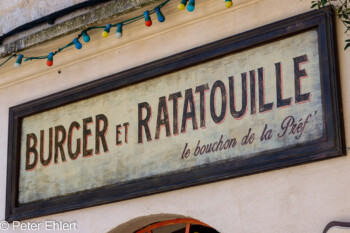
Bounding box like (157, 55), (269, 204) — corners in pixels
(6, 8), (344, 221)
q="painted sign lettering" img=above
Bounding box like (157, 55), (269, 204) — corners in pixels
(20, 31), (323, 204)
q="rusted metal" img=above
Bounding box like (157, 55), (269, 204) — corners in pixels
(323, 221), (350, 233)
(135, 218), (213, 233)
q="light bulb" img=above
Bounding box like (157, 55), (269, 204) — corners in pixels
(82, 31), (90, 42)
(73, 38), (82, 50)
(116, 24), (123, 38)
(155, 7), (165, 22)
(102, 24), (111, 38)
(178, 0), (188, 10)
(144, 11), (152, 27)
(14, 54), (23, 68)
(46, 52), (54, 67)
(187, 0), (195, 12)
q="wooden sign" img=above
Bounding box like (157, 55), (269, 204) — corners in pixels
(6, 7), (344, 221)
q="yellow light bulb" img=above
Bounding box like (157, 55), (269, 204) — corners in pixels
(102, 31), (109, 38)
(225, 1), (232, 8)
(178, 3), (185, 10)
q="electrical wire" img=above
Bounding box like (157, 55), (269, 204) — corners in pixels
(1, 0), (171, 68)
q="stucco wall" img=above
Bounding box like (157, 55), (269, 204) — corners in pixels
(0, 0), (349, 232)
(0, 0), (88, 35)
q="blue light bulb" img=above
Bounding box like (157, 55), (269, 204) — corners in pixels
(187, 0), (195, 11)
(73, 38), (82, 50)
(155, 7), (165, 23)
(82, 31), (90, 42)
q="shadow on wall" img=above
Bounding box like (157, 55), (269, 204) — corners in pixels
(107, 213), (220, 233)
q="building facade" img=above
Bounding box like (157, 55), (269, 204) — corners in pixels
(0, 0), (349, 232)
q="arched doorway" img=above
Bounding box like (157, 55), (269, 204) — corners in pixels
(107, 214), (220, 233)
(135, 218), (219, 233)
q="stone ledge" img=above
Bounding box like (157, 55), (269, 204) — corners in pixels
(0, 0), (163, 58)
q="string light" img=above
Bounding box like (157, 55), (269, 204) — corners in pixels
(178, 0), (188, 10)
(46, 53), (54, 66)
(73, 38), (82, 49)
(225, 0), (233, 8)
(82, 31), (90, 42)
(102, 24), (112, 37)
(187, 0), (195, 12)
(14, 54), (23, 68)
(116, 24), (123, 38)
(0, 0), (175, 68)
(144, 11), (152, 27)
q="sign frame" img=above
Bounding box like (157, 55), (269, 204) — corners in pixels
(6, 7), (345, 221)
